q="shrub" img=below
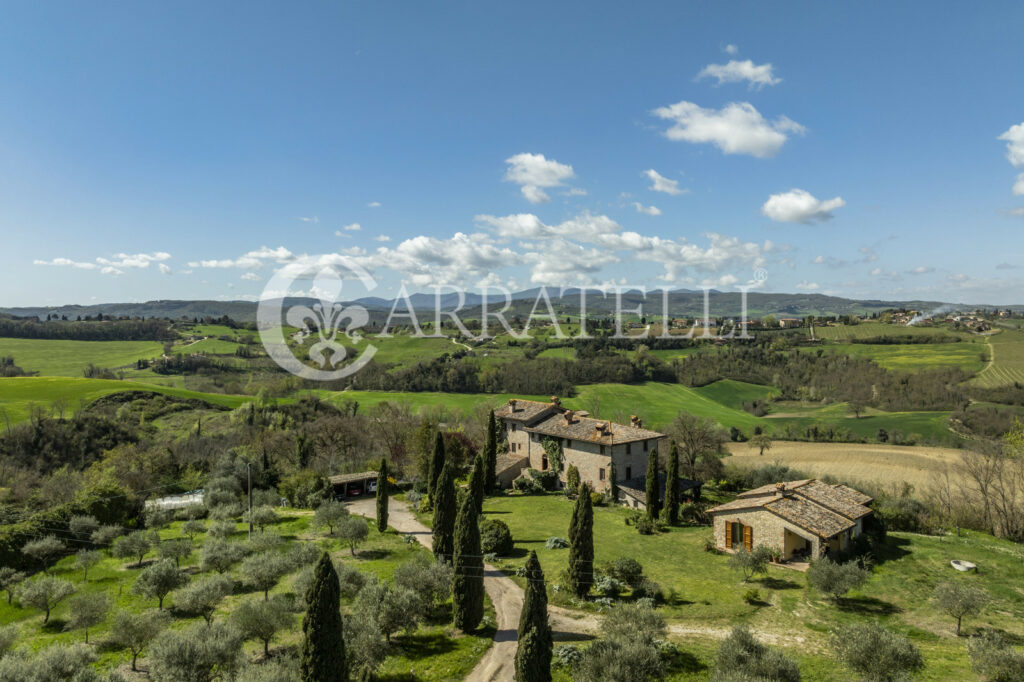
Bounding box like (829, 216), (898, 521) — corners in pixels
(605, 558), (644, 588)
(876, 496), (928, 533)
(968, 631), (1024, 682)
(590, 491), (605, 507)
(528, 468), (559, 491)
(594, 575), (625, 598)
(636, 516), (656, 535)
(831, 623), (923, 682)
(807, 558), (870, 601)
(742, 588), (762, 605)
(553, 644), (583, 668)
(713, 625), (801, 682)
(546, 536), (569, 549)
(632, 577), (663, 603)
(479, 518), (514, 556)
(513, 475), (544, 494)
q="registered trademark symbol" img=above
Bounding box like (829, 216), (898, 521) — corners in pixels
(753, 268), (768, 282)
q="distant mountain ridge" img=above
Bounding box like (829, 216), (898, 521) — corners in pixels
(3, 289), (1020, 323)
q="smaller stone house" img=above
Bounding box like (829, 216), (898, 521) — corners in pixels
(708, 479), (873, 560)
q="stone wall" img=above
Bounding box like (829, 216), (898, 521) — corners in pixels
(712, 508), (823, 558)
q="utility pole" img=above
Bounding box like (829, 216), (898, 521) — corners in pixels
(247, 461), (253, 539)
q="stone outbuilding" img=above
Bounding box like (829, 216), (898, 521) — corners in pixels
(708, 479), (873, 560)
(617, 472), (701, 510)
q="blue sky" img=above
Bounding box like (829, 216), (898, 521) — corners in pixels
(2, 1), (1023, 306)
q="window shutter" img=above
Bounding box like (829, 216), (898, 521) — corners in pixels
(725, 522), (733, 548)
(743, 524), (753, 550)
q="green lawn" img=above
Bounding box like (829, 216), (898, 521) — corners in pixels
(484, 493), (1024, 681)
(1, 510), (492, 679)
(0, 338), (166, 377)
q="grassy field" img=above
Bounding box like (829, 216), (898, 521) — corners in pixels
(972, 329), (1024, 387)
(820, 342), (986, 373)
(564, 382), (763, 431)
(171, 337), (242, 355)
(0, 509), (493, 679)
(0, 338), (166, 377)
(724, 440), (965, 491)
(814, 322), (966, 341)
(485, 493), (1024, 681)
(0, 377), (250, 424)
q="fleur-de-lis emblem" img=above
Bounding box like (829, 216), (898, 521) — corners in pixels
(287, 299), (369, 368)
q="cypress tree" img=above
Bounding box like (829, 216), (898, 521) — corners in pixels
(432, 463), (457, 563)
(515, 550), (552, 682)
(567, 483), (593, 598)
(427, 431), (446, 502)
(470, 453), (485, 515)
(609, 459), (619, 505)
(300, 553), (345, 682)
(452, 491), (484, 631)
(485, 410), (498, 492)
(663, 442), (679, 526)
(645, 449), (661, 521)
(376, 458), (389, 533)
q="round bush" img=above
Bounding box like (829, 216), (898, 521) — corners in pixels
(479, 518), (514, 556)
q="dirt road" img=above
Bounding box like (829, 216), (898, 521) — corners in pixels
(347, 497), (595, 681)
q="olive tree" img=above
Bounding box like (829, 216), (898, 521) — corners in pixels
(112, 531), (155, 568)
(64, 592), (110, 643)
(0, 567), (26, 605)
(335, 516), (369, 556)
(932, 581), (988, 636)
(110, 609), (171, 672)
(831, 623), (923, 682)
(22, 535), (66, 573)
(148, 621), (243, 681)
(173, 574), (233, 625)
(74, 550), (102, 582)
(239, 552), (291, 600)
(133, 559), (190, 609)
(17, 575), (75, 624)
(807, 558), (870, 602)
(231, 596), (293, 657)
(729, 545), (773, 583)
(312, 499), (349, 535)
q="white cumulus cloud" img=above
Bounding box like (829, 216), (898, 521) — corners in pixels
(761, 189), (845, 224)
(644, 169), (687, 196)
(504, 152), (575, 204)
(999, 122), (1024, 167)
(697, 59), (781, 89)
(795, 280), (820, 291)
(633, 202), (661, 216)
(724, 44), (738, 55)
(652, 101), (804, 158)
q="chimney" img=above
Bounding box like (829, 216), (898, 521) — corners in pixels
(630, 415), (642, 428)
(563, 410), (574, 425)
(775, 482), (787, 497)
(509, 399), (518, 412)
(551, 395), (561, 407)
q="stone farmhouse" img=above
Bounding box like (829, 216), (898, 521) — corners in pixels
(494, 398), (666, 497)
(708, 479), (873, 560)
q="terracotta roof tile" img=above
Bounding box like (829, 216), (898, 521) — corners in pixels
(796, 481), (873, 520)
(765, 495), (855, 538)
